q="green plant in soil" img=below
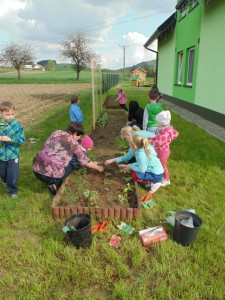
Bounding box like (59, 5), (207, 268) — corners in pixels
(95, 112), (109, 128)
(117, 194), (128, 205)
(116, 136), (129, 150)
(83, 189), (99, 206)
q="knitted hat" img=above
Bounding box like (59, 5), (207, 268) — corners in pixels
(81, 135), (94, 149)
(156, 110), (171, 126)
(117, 86), (122, 91)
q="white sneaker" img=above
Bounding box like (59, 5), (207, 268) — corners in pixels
(161, 179), (171, 187)
(149, 182), (161, 194)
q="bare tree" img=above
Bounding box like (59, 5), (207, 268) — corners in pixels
(59, 32), (101, 80)
(0, 42), (36, 79)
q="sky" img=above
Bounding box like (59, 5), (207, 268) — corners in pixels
(0, 0), (177, 70)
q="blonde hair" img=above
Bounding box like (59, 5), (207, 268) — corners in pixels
(132, 125), (141, 132)
(129, 134), (151, 159)
(120, 125), (140, 139)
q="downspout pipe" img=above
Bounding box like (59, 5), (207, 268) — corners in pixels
(145, 47), (158, 86)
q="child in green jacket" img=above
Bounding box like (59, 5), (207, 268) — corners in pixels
(142, 86), (163, 134)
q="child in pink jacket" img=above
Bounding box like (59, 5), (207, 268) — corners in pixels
(148, 110), (179, 186)
(115, 86), (128, 111)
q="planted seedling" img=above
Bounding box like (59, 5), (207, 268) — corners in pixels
(83, 189), (99, 206)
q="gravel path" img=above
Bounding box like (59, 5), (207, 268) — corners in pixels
(161, 98), (225, 143)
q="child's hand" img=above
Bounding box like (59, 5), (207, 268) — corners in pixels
(0, 136), (11, 142)
(119, 164), (131, 171)
(104, 159), (114, 166)
(148, 138), (152, 143)
(98, 166), (104, 173)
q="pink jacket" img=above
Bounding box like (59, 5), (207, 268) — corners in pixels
(116, 91), (127, 104)
(150, 125), (179, 153)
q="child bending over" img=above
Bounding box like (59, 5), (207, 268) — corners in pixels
(106, 134), (164, 195)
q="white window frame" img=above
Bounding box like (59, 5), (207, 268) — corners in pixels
(181, 8), (187, 18)
(177, 52), (183, 85)
(192, 0), (199, 8)
(187, 47), (195, 86)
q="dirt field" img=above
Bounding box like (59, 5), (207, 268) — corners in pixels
(0, 83), (91, 128)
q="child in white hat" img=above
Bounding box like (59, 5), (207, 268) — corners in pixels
(148, 110), (179, 186)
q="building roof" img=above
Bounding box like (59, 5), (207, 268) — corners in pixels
(144, 13), (176, 48)
(176, 0), (191, 12)
(131, 67), (147, 73)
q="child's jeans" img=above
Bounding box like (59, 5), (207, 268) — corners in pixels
(119, 104), (128, 111)
(131, 171), (163, 183)
(0, 158), (19, 195)
(157, 150), (170, 181)
(33, 155), (81, 189)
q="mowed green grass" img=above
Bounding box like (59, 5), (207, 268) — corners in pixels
(0, 82), (225, 299)
(0, 66), (92, 83)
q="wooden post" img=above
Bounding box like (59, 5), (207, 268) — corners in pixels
(91, 59), (96, 130)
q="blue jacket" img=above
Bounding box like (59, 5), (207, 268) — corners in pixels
(115, 130), (155, 164)
(70, 104), (83, 123)
(128, 146), (164, 175)
(0, 118), (25, 161)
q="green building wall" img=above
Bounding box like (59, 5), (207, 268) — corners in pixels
(173, 1), (203, 103)
(158, 32), (175, 96)
(195, 1), (225, 115)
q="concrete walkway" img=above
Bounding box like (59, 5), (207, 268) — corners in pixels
(161, 98), (225, 143)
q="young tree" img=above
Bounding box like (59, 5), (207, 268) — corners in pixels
(0, 42), (35, 79)
(59, 32), (101, 80)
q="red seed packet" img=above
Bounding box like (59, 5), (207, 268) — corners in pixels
(109, 235), (121, 248)
(139, 226), (168, 246)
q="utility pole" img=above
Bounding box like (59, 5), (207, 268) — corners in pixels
(119, 44), (129, 78)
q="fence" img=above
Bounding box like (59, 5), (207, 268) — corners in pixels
(102, 73), (119, 93)
(91, 64), (120, 129)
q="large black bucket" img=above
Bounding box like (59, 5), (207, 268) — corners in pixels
(64, 213), (92, 249)
(173, 211), (203, 246)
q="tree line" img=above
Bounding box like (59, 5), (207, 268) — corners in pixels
(0, 32), (100, 80)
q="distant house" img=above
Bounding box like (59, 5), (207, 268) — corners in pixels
(130, 68), (147, 85)
(33, 64), (42, 70)
(144, 0), (225, 127)
(24, 65), (32, 70)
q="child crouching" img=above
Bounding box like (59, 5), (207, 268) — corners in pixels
(119, 134), (164, 195)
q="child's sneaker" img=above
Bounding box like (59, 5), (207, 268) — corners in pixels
(149, 182), (161, 194)
(11, 194), (18, 198)
(47, 184), (57, 195)
(161, 179), (171, 187)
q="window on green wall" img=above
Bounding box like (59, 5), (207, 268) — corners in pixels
(187, 47), (195, 86)
(177, 52), (183, 85)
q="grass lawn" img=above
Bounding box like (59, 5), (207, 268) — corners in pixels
(0, 83), (224, 299)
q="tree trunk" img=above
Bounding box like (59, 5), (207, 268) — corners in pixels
(17, 68), (21, 79)
(76, 70), (80, 80)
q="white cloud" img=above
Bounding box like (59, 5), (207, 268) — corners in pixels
(0, 0), (176, 68)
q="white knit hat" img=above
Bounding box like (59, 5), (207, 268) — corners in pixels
(156, 110), (171, 126)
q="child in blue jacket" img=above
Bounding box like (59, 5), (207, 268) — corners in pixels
(119, 134), (164, 195)
(70, 95), (84, 124)
(0, 101), (25, 197)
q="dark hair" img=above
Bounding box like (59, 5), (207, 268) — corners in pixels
(71, 95), (80, 104)
(0, 101), (15, 112)
(149, 86), (159, 100)
(66, 122), (84, 136)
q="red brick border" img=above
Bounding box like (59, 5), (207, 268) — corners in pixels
(50, 179), (142, 221)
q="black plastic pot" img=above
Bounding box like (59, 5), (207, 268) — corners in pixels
(173, 211), (203, 246)
(64, 213), (92, 249)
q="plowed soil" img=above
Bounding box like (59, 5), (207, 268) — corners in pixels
(1, 83), (91, 128)
(59, 111), (140, 208)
